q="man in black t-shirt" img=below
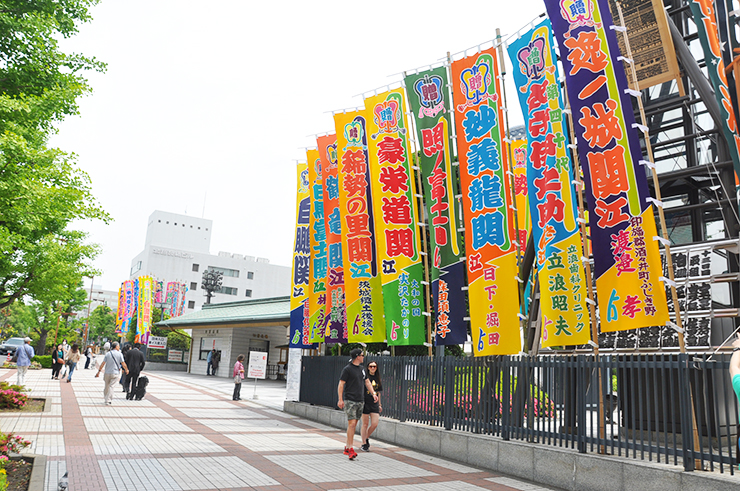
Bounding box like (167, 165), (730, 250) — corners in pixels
(337, 348), (377, 460)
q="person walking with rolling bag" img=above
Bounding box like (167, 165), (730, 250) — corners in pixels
(233, 354), (245, 401)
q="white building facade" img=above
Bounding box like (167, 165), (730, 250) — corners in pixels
(129, 211), (291, 312)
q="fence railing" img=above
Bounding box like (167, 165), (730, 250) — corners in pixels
(300, 353), (739, 474)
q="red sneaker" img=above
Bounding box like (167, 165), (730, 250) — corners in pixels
(348, 447), (357, 460)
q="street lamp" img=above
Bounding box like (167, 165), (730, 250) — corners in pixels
(201, 269), (223, 305)
(154, 301), (169, 322)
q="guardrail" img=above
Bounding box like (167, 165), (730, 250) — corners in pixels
(300, 353), (739, 474)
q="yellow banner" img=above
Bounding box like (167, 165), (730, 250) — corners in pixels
(334, 110), (386, 343)
(364, 89), (426, 346)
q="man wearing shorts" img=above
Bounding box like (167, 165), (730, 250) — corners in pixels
(337, 348), (378, 460)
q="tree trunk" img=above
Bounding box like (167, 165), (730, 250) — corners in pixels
(37, 328), (49, 356)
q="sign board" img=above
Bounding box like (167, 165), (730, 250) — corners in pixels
(607, 0), (682, 91)
(148, 336), (167, 349)
(201, 337), (223, 350)
(247, 351), (267, 379)
(167, 349), (183, 362)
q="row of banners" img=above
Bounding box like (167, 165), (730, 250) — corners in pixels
(289, 0), (737, 356)
(115, 278), (189, 344)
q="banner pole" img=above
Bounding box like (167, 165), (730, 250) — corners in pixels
(614, 1), (700, 468)
(403, 72), (434, 357)
(562, 80), (605, 453)
(496, 28), (527, 354)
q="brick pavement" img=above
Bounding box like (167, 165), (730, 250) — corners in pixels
(0, 364), (561, 491)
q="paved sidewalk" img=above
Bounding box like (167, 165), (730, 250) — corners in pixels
(0, 364), (561, 491)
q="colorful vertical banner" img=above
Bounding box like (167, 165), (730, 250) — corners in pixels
(165, 282), (177, 317)
(289, 162), (316, 348)
(318, 134), (347, 344)
(115, 285), (124, 334)
(404, 68), (467, 346)
(178, 284), (188, 317)
(154, 280), (164, 304)
(334, 110), (385, 344)
(122, 280), (134, 333)
(544, 0), (668, 331)
(451, 48), (521, 356)
(511, 138), (531, 254)
(136, 276), (153, 345)
(365, 89), (426, 346)
(689, 0), (740, 183)
(307, 148), (328, 343)
(508, 19), (591, 347)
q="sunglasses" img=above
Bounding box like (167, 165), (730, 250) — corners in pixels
(368, 365), (377, 368)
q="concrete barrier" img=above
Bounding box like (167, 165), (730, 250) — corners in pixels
(285, 401), (739, 491)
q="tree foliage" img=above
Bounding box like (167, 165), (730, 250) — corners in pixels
(88, 304), (116, 342)
(0, 1), (109, 309)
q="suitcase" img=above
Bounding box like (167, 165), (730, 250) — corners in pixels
(134, 375), (149, 400)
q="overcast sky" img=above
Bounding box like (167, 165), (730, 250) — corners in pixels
(49, 0), (542, 291)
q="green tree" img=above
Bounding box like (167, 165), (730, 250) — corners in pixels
(88, 305), (116, 343)
(0, 1), (109, 310)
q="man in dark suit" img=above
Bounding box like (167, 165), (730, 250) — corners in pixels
(124, 343), (146, 400)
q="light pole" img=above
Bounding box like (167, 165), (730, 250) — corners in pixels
(201, 269), (223, 305)
(154, 301), (168, 322)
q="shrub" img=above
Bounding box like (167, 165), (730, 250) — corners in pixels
(0, 433), (30, 455)
(32, 355), (52, 369)
(0, 383), (27, 410)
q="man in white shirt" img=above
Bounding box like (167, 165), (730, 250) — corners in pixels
(95, 342), (129, 405)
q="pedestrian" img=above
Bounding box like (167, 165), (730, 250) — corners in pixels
(123, 343), (146, 400)
(337, 348), (378, 460)
(233, 354), (245, 400)
(51, 344), (64, 380)
(64, 344), (81, 383)
(15, 337), (35, 386)
(59, 341), (70, 379)
(95, 342), (129, 405)
(360, 360), (383, 451)
(84, 345), (93, 369)
(212, 350), (221, 375)
(207, 348), (215, 376)
(729, 334), (740, 460)
(119, 344), (131, 392)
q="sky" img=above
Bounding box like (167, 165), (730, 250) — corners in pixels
(49, 0), (544, 291)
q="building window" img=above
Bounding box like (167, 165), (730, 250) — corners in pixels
(208, 266), (239, 278)
(188, 301), (195, 309)
(221, 286), (238, 295)
(192, 264), (199, 272)
(247, 271), (254, 280)
(130, 261), (142, 275)
(245, 289), (252, 298)
(190, 282), (197, 290)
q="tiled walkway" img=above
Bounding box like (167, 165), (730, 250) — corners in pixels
(0, 364), (560, 491)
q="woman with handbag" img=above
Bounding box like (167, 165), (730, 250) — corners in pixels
(51, 344), (64, 380)
(233, 354), (245, 401)
(64, 344), (81, 383)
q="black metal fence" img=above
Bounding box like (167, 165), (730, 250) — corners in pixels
(300, 353), (739, 474)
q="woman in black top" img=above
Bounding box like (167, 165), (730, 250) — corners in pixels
(360, 361), (382, 451)
(51, 344), (64, 380)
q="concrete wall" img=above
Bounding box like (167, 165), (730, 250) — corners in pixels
(283, 401), (739, 491)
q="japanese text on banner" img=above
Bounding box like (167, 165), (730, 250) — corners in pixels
(405, 67), (468, 346)
(451, 48), (521, 356)
(318, 134), (348, 344)
(544, 0), (668, 332)
(307, 149), (328, 344)
(289, 162), (316, 348)
(365, 89), (426, 346)
(508, 19), (591, 347)
(334, 110), (385, 344)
